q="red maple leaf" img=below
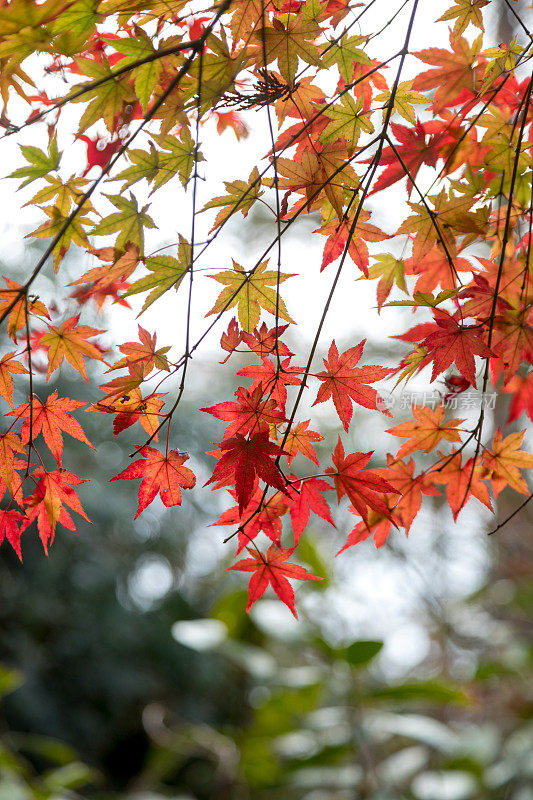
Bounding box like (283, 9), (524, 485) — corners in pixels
(23, 468), (89, 554)
(201, 385), (286, 440)
(241, 323), (293, 359)
(386, 403), (464, 459)
(111, 446), (196, 518)
(11, 391), (94, 465)
(318, 210), (388, 276)
(0, 352), (28, 407)
(431, 450), (492, 519)
(206, 431), (289, 514)
(282, 419), (322, 466)
(326, 436), (399, 524)
(421, 311), (492, 385)
(313, 339), (391, 431)
(227, 543), (322, 617)
(213, 487), (290, 552)
(238, 357), (302, 411)
(503, 372), (533, 422)
(0, 508), (25, 560)
(220, 317), (242, 363)
(370, 120), (441, 195)
(338, 508), (394, 552)
(288, 476), (334, 542)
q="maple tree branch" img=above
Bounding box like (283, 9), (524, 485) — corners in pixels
(488, 492), (533, 535)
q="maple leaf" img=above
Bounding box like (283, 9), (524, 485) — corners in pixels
(412, 32), (483, 113)
(207, 260), (295, 334)
(214, 486), (291, 552)
(39, 315), (104, 381)
(238, 357), (302, 411)
(365, 254), (407, 311)
(386, 404), (465, 459)
(106, 325), (170, 374)
(241, 323), (293, 359)
(125, 238), (190, 314)
(338, 508), (394, 552)
(91, 193), (157, 251)
(503, 373), (533, 423)
(227, 543), (321, 618)
(71, 243), (141, 289)
(201, 385), (286, 440)
(111, 446), (195, 517)
(0, 277), (50, 340)
(201, 166), (263, 232)
(220, 317), (242, 363)
(0, 509), (25, 561)
(0, 351), (28, 407)
(11, 391), (94, 465)
(282, 420), (322, 466)
(421, 312), (492, 385)
(438, 0), (488, 40)
(379, 455), (439, 533)
(288, 476), (334, 542)
(373, 80), (427, 125)
(370, 120), (441, 195)
(0, 431), (26, 498)
(206, 430), (289, 514)
(320, 93), (374, 149)
(326, 436), (399, 524)
(407, 247), (472, 294)
(10, 134), (61, 187)
(491, 312), (533, 383)
(482, 429), (533, 497)
(252, 12), (321, 82)
(313, 339), (391, 431)
(431, 450), (492, 519)
(95, 386), (166, 438)
(318, 210), (388, 276)
(274, 143), (358, 220)
(23, 467), (89, 554)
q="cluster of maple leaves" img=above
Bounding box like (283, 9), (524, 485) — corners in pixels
(1, 0), (533, 617)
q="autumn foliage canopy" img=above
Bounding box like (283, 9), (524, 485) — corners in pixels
(1, 0), (532, 617)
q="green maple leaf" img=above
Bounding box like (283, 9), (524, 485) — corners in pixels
(71, 57), (136, 133)
(320, 94), (374, 148)
(322, 34), (370, 83)
(153, 129), (200, 190)
(125, 234), (190, 314)
(200, 167), (263, 233)
(91, 193), (157, 251)
(10, 135), (60, 187)
(207, 260), (295, 333)
(112, 144), (160, 192)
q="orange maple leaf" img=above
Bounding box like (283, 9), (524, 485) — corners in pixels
(314, 339), (391, 431)
(482, 429), (533, 496)
(326, 436), (398, 524)
(11, 391), (94, 465)
(23, 467), (90, 554)
(0, 352), (28, 407)
(386, 404), (465, 459)
(227, 543), (321, 618)
(111, 446), (195, 517)
(39, 315), (104, 381)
